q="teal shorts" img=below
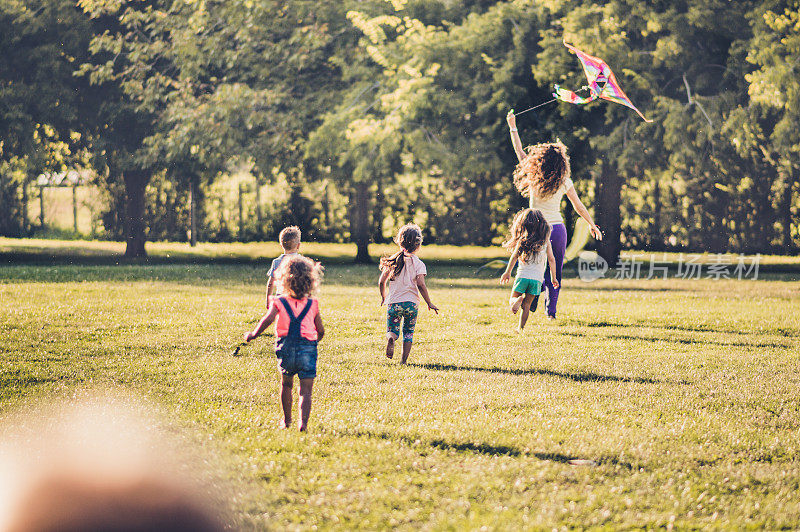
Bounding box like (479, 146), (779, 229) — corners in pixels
(512, 277), (543, 295)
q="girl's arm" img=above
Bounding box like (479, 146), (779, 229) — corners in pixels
(378, 269), (391, 305)
(245, 305), (280, 342)
(506, 111), (526, 163)
(565, 185), (603, 240)
(500, 248), (520, 284)
(546, 241), (559, 289)
(314, 312), (325, 341)
(414, 275), (439, 314)
(265, 276), (275, 307)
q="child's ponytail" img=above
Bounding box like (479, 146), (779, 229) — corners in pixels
(380, 250), (406, 280)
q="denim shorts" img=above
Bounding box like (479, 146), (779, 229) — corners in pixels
(275, 338), (318, 379)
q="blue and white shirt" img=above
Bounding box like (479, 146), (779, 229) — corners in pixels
(268, 252), (299, 295)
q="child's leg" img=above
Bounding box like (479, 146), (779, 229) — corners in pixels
(518, 294), (537, 330)
(401, 341), (413, 364)
(508, 290), (524, 314)
(400, 303), (419, 364)
(386, 337), (395, 359)
(386, 304), (401, 359)
(280, 373), (293, 428)
(298, 378), (314, 431)
(543, 223), (567, 317)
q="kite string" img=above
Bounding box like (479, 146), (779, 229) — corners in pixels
(514, 86), (592, 117)
(513, 98), (557, 116)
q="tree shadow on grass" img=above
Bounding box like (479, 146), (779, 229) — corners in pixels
(333, 429), (636, 469)
(558, 330), (792, 349)
(408, 362), (680, 385)
(566, 319), (800, 339)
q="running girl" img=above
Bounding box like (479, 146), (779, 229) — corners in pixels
(378, 223), (439, 364)
(500, 208), (559, 331)
(244, 255), (324, 431)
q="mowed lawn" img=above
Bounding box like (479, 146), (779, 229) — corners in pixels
(1, 241), (800, 529)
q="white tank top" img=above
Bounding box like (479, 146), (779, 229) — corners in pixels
(529, 177), (573, 224)
(516, 246), (547, 282)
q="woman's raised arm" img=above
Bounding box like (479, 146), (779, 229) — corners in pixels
(506, 111), (526, 163)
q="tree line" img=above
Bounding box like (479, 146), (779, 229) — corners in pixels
(1, 0), (797, 263)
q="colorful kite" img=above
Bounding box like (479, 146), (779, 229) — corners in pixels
(516, 41), (652, 122)
(554, 41), (652, 122)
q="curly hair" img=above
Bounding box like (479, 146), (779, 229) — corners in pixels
(379, 223), (423, 280)
(276, 255), (323, 299)
(502, 208), (551, 263)
(513, 142), (571, 199)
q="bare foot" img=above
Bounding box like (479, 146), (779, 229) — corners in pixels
(510, 295), (524, 314)
(386, 337), (395, 359)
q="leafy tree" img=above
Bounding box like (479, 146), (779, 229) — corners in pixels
(0, 0), (94, 235)
(744, 0), (800, 249)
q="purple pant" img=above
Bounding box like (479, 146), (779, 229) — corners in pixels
(532, 222), (567, 317)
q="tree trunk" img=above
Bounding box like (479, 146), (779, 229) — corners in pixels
(322, 181), (330, 228)
(782, 167), (795, 250)
(372, 173), (384, 243)
(595, 159), (622, 266)
(72, 185), (78, 233)
(123, 169), (149, 258)
(189, 174), (198, 247)
(476, 175), (493, 246)
(238, 182), (244, 240)
(351, 181), (372, 263)
(39, 186), (45, 228)
(21, 178), (29, 236)
(255, 179), (262, 225)
(651, 175), (661, 250)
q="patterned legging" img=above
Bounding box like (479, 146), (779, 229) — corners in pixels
(386, 302), (419, 342)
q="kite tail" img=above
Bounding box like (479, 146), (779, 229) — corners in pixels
(553, 85), (598, 105)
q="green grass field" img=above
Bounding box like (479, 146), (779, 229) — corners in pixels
(1, 239), (800, 529)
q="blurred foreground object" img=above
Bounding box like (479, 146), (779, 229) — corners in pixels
(0, 393), (225, 532)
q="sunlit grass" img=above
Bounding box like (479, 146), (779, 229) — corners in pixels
(3, 237), (799, 268)
(0, 237), (510, 265)
(1, 240), (799, 528)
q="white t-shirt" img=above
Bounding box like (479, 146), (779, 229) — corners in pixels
(516, 246), (547, 283)
(385, 254), (427, 305)
(268, 252), (299, 296)
(529, 177), (573, 224)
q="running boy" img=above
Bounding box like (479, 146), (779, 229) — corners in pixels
(266, 226), (301, 308)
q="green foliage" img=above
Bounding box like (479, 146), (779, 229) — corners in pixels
(2, 0), (799, 253)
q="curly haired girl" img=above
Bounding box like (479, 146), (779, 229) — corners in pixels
(506, 110), (602, 318)
(244, 255), (325, 431)
(378, 223), (439, 364)
(500, 209), (559, 331)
